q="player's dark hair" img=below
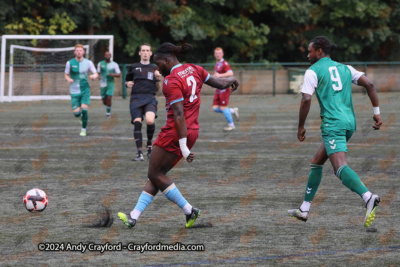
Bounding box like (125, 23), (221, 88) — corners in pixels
(154, 42), (193, 58)
(310, 36), (337, 55)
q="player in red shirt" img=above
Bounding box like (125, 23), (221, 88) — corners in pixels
(118, 42), (239, 229)
(212, 47), (239, 131)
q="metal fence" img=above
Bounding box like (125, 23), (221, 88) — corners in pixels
(5, 61), (400, 98)
(121, 61), (400, 98)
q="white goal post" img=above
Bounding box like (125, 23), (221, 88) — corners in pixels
(0, 35), (114, 102)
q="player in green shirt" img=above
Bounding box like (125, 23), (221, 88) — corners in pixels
(64, 44), (98, 136)
(288, 36), (383, 227)
(97, 51), (121, 118)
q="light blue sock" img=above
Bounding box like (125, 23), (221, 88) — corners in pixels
(163, 184), (188, 208)
(213, 107), (222, 113)
(222, 108), (233, 123)
(134, 191), (154, 212)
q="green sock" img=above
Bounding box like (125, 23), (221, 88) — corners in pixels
(73, 111), (81, 118)
(82, 109), (88, 129)
(337, 165), (368, 197)
(304, 164), (323, 202)
(106, 106), (111, 114)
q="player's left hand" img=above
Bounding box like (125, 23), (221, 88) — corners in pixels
(298, 127), (306, 142)
(214, 72), (221, 78)
(186, 152), (195, 162)
(372, 115), (382, 130)
(89, 74), (97, 80)
(230, 79), (239, 92)
(126, 81), (134, 88)
(154, 70), (162, 79)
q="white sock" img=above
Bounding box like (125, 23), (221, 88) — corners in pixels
(300, 201), (311, 212)
(130, 209), (141, 220)
(228, 122), (235, 127)
(362, 191), (372, 203)
(81, 128), (86, 131)
(182, 203), (193, 215)
(230, 108), (234, 113)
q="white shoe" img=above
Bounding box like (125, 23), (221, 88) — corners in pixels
(288, 208), (308, 222)
(223, 125), (235, 132)
(133, 152), (144, 161)
(364, 194), (380, 227)
(233, 107), (239, 121)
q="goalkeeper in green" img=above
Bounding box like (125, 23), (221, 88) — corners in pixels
(288, 36), (383, 228)
(97, 51), (121, 118)
(64, 44), (98, 136)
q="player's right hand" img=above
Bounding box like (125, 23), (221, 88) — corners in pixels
(230, 79), (239, 93)
(126, 81), (134, 88)
(186, 152), (195, 163)
(67, 78), (74, 84)
(372, 115), (382, 130)
(298, 127), (306, 142)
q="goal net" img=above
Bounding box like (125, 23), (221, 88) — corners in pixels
(0, 35), (114, 102)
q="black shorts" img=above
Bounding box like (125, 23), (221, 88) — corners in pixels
(130, 94), (158, 124)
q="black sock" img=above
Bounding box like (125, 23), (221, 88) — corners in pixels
(147, 123), (155, 146)
(134, 121), (143, 153)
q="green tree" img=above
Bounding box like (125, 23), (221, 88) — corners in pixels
(263, 0), (400, 62)
(155, 0), (274, 62)
(1, 0), (83, 35)
(2, 0), (400, 63)
(306, 0), (396, 62)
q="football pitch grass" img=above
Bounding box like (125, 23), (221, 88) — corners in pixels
(0, 93), (399, 266)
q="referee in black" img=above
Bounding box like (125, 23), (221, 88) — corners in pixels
(126, 43), (161, 161)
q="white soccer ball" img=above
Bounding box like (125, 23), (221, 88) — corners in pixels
(23, 188), (48, 212)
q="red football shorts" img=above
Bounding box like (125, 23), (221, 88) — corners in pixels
(153, 129), (199, 166)
(213, 89), (230, 106)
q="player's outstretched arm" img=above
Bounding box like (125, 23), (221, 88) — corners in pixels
(298, 93), (312, 142)
(171, 101), (195, 162)
(205, 76), (239, 93)
(357, 75), (382, 130)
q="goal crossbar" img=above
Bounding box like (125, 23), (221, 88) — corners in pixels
(10, 44), (89, 53)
